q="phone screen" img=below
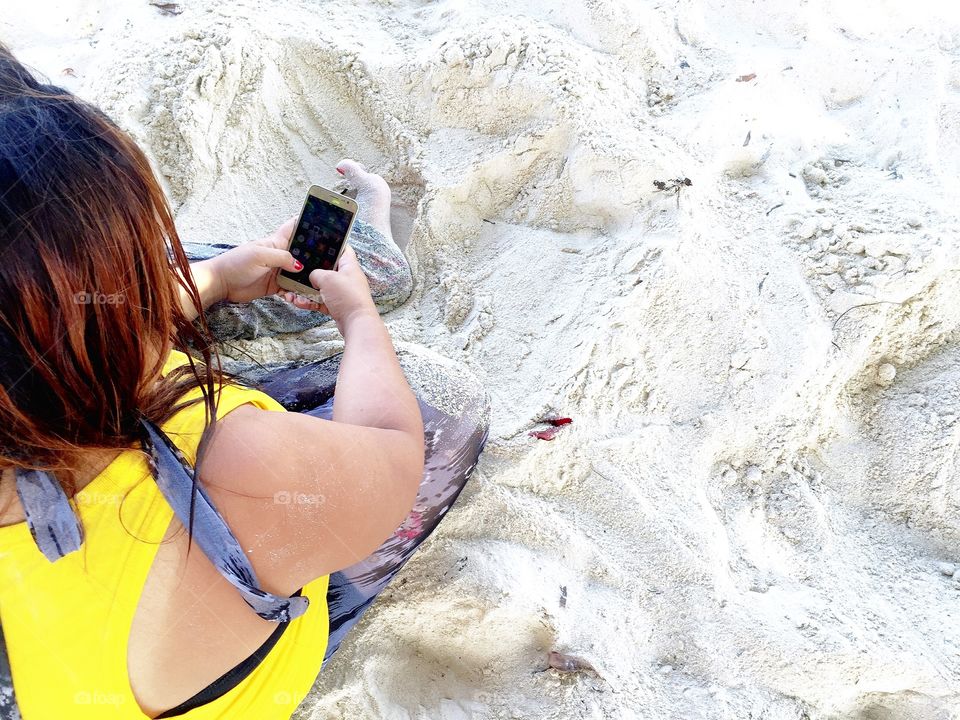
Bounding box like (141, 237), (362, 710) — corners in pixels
(280, 194), (354, 286)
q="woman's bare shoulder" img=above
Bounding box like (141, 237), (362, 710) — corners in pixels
(197, 403), (422, 591)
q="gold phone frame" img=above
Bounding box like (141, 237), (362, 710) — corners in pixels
(277, 184), (359, 298)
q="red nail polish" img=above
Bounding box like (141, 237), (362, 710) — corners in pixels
(293, 260), (303, 270)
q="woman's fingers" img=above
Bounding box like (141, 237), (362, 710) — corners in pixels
(308, 267), (333, 290)
(278, 214), (298, 235)
(336, 243), (359, 270)
(277, 290), (329, 314)
(257, 215), (299, 249)
(307, 244), (356, 289)
(258, 246), (301, 272)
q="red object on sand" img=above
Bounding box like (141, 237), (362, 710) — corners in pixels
(529, 416), (574, 440)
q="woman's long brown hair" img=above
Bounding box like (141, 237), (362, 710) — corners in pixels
(0, 43), (223, 501)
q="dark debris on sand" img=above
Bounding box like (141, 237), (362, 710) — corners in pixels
(150, 1), (183, 16)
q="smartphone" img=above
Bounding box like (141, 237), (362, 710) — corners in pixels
(277, 185), (359, 297)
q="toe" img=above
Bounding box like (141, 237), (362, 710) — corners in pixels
(336, 159), (367, 180)
(334, 158), (391, 207)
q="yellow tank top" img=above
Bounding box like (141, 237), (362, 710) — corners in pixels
(0, 350), (329, 718)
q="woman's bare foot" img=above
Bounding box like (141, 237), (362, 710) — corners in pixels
(337, 159), (393, 240)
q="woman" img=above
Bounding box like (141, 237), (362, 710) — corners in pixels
(0, 45), (488, 718)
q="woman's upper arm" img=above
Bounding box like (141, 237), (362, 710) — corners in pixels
(197, 404), (424, 594)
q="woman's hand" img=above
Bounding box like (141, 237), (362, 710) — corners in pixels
(279, 245), (378, 331)
(208, 216), (302, 304)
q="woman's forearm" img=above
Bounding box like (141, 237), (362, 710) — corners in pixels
(333, 310), (422, 438)
(177, 259), (225, 322)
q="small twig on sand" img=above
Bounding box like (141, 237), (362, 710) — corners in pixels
(831, 300), (904, 351)
(765, 203), (784, 216)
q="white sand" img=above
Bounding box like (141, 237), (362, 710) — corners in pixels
(6, 0), (960, 717)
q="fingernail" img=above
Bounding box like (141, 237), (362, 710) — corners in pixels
(336, 167), (345, 175)
(293, 260), (303, 270)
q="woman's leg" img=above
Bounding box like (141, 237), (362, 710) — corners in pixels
(182, 162), (413, 341)
(244, 346), (490, 664)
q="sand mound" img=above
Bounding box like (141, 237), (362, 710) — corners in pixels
(6, 0), (960, 717)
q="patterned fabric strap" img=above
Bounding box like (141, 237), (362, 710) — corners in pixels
(11, 421), (306, 623)
(140, 418), (309, 622)
(13, 468), (84, 562)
